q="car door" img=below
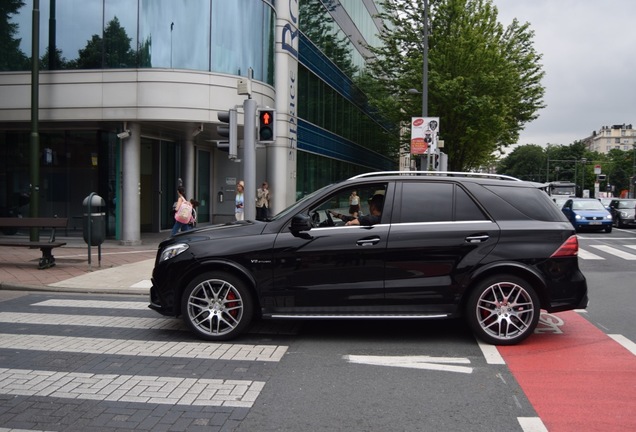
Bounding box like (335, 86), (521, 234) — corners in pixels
(264, 183), (391, 315)
(561, 199), (575, 224)
(383, 181), (500, 314)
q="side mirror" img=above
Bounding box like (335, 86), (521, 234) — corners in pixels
(290, 214), (313, 233)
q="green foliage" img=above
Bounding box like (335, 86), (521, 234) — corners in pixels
(367, 0), (545, 171)
(498, 141), (636, 196)
(497, 144), (545, 181)
(0, 0), (29, 71)
(68, 17), (135, 69)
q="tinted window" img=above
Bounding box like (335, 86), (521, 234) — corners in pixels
(455, 186), (489, 221)
(398, 182), (486, 223)
(484, 185), (565, 221)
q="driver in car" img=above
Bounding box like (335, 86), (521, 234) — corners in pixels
(330, 194), (384, 226)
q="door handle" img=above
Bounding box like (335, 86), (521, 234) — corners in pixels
(465, 235), (489, 243)
(357, 237), (380, 247)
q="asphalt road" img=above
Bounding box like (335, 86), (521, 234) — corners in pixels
(0, 227), (634, 431)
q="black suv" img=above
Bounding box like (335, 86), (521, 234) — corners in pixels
(150, 172), (588, 345)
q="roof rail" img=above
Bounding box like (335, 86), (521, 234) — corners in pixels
(349, 171), (522, 181)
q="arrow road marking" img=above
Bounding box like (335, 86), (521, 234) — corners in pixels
(343, 355), (473, 374)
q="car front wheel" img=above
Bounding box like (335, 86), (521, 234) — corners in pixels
(181, 272), (253, 341)
(466, 275), (540, 345)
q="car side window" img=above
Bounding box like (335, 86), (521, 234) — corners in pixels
(309, 183), (387, 227)
(398, 182), (486, 223)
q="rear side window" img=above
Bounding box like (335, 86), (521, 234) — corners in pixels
(397, 182), (487, 223)
(483, 185), (565, 221)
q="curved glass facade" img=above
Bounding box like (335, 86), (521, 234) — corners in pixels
(297, 0), (396, 180)
(3, 0), (275, 84)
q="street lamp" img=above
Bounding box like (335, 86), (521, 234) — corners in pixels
(407, 0), (429, 171)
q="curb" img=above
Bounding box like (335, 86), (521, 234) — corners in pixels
(0, 282), (148, 296)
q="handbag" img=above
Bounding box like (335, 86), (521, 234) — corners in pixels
(174, 200), (193, 224)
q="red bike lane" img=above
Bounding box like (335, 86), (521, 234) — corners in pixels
(498, 311), (636, 432)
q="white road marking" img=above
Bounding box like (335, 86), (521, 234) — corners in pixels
(343, 355), (473, 374)
(589, 245), (636, 260)
(0, 333), (288, 362)
(131, 280), (153, 288)
(0, 368), (264, 407)
(609, 334), (636, 355)
(477, 340), (505, 364)
(0, 312), (183, 330)
(577, 248), (604, 260)
(517, 417), (549, 432)
(32, 299), (148, 309)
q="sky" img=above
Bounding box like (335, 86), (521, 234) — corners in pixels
(491, 0), (636, 149)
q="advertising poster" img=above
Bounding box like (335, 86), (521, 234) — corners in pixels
(411, 117), (439, 155)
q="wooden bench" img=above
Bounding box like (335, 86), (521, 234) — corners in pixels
(0, 217), (69, 269)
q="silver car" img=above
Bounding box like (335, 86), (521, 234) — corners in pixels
(609, 199), (636, 228)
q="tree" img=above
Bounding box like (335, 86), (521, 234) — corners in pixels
(0, 0), (29, 71)
(69, 17), (135, 69)
(367, 0), (545, 171)
(497, 144), (545, 181)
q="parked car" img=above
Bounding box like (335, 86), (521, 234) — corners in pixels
(149, 172), (588, 346)
(608, 198), (636, 228)
(561, 198), (612, 232)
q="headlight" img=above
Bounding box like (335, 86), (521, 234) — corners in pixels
(620, 211), (629, 217)
(575, 214), (582, 220)
(606, 214), (612, 220)
(160, 243), (189, 262)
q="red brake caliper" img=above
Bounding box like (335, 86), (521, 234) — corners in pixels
(226, 290), (238, 318)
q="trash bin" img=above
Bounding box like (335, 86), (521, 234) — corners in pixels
(83, 193), (106, 246)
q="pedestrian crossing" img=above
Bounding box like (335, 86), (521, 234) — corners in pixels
(0, 295), (289, 431)
(578, 243), (636, 260)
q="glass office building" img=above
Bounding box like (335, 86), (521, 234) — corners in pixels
(0, 0), (395, 243)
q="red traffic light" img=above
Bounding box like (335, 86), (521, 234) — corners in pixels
(257, 108), (275, 143)
(260, 111), (271, 125)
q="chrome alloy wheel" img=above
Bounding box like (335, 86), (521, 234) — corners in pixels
(474, 280), (537, 343)
(186, 278), (244, 338)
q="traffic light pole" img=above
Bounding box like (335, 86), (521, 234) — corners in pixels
(243, 98), (257, 220)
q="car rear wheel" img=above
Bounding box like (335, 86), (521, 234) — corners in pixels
(466, 275), (540, 345)
(181, 272), (253, 341)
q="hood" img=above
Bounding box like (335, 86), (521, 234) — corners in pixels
(160, 220), (266, 247)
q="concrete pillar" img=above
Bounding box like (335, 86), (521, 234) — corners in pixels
(183, 127), (196, 200)
(120, 122), (142, 245)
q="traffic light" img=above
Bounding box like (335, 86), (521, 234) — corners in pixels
(257, 107), (275, 143)
(217, 109), (237, 159)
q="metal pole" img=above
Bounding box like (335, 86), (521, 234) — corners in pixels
(422, 0), (430, 171)
(243, 98), (257, 220)
(29, 0), (41, 241)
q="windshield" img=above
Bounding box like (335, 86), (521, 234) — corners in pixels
(618, 200), (636, 209)
(572, 200), (606, 211)
(268, 184), (333, 221)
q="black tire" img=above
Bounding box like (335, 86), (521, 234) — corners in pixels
(466, 275), (540, 345)
(605, 225), (612, 233)
(181, 271), (253, 341)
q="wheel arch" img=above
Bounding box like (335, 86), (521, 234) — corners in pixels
(175, 259), (259, 318)
(461, 262), (549, 311)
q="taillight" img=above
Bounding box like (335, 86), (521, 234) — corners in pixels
(551, 235), (579, 257)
